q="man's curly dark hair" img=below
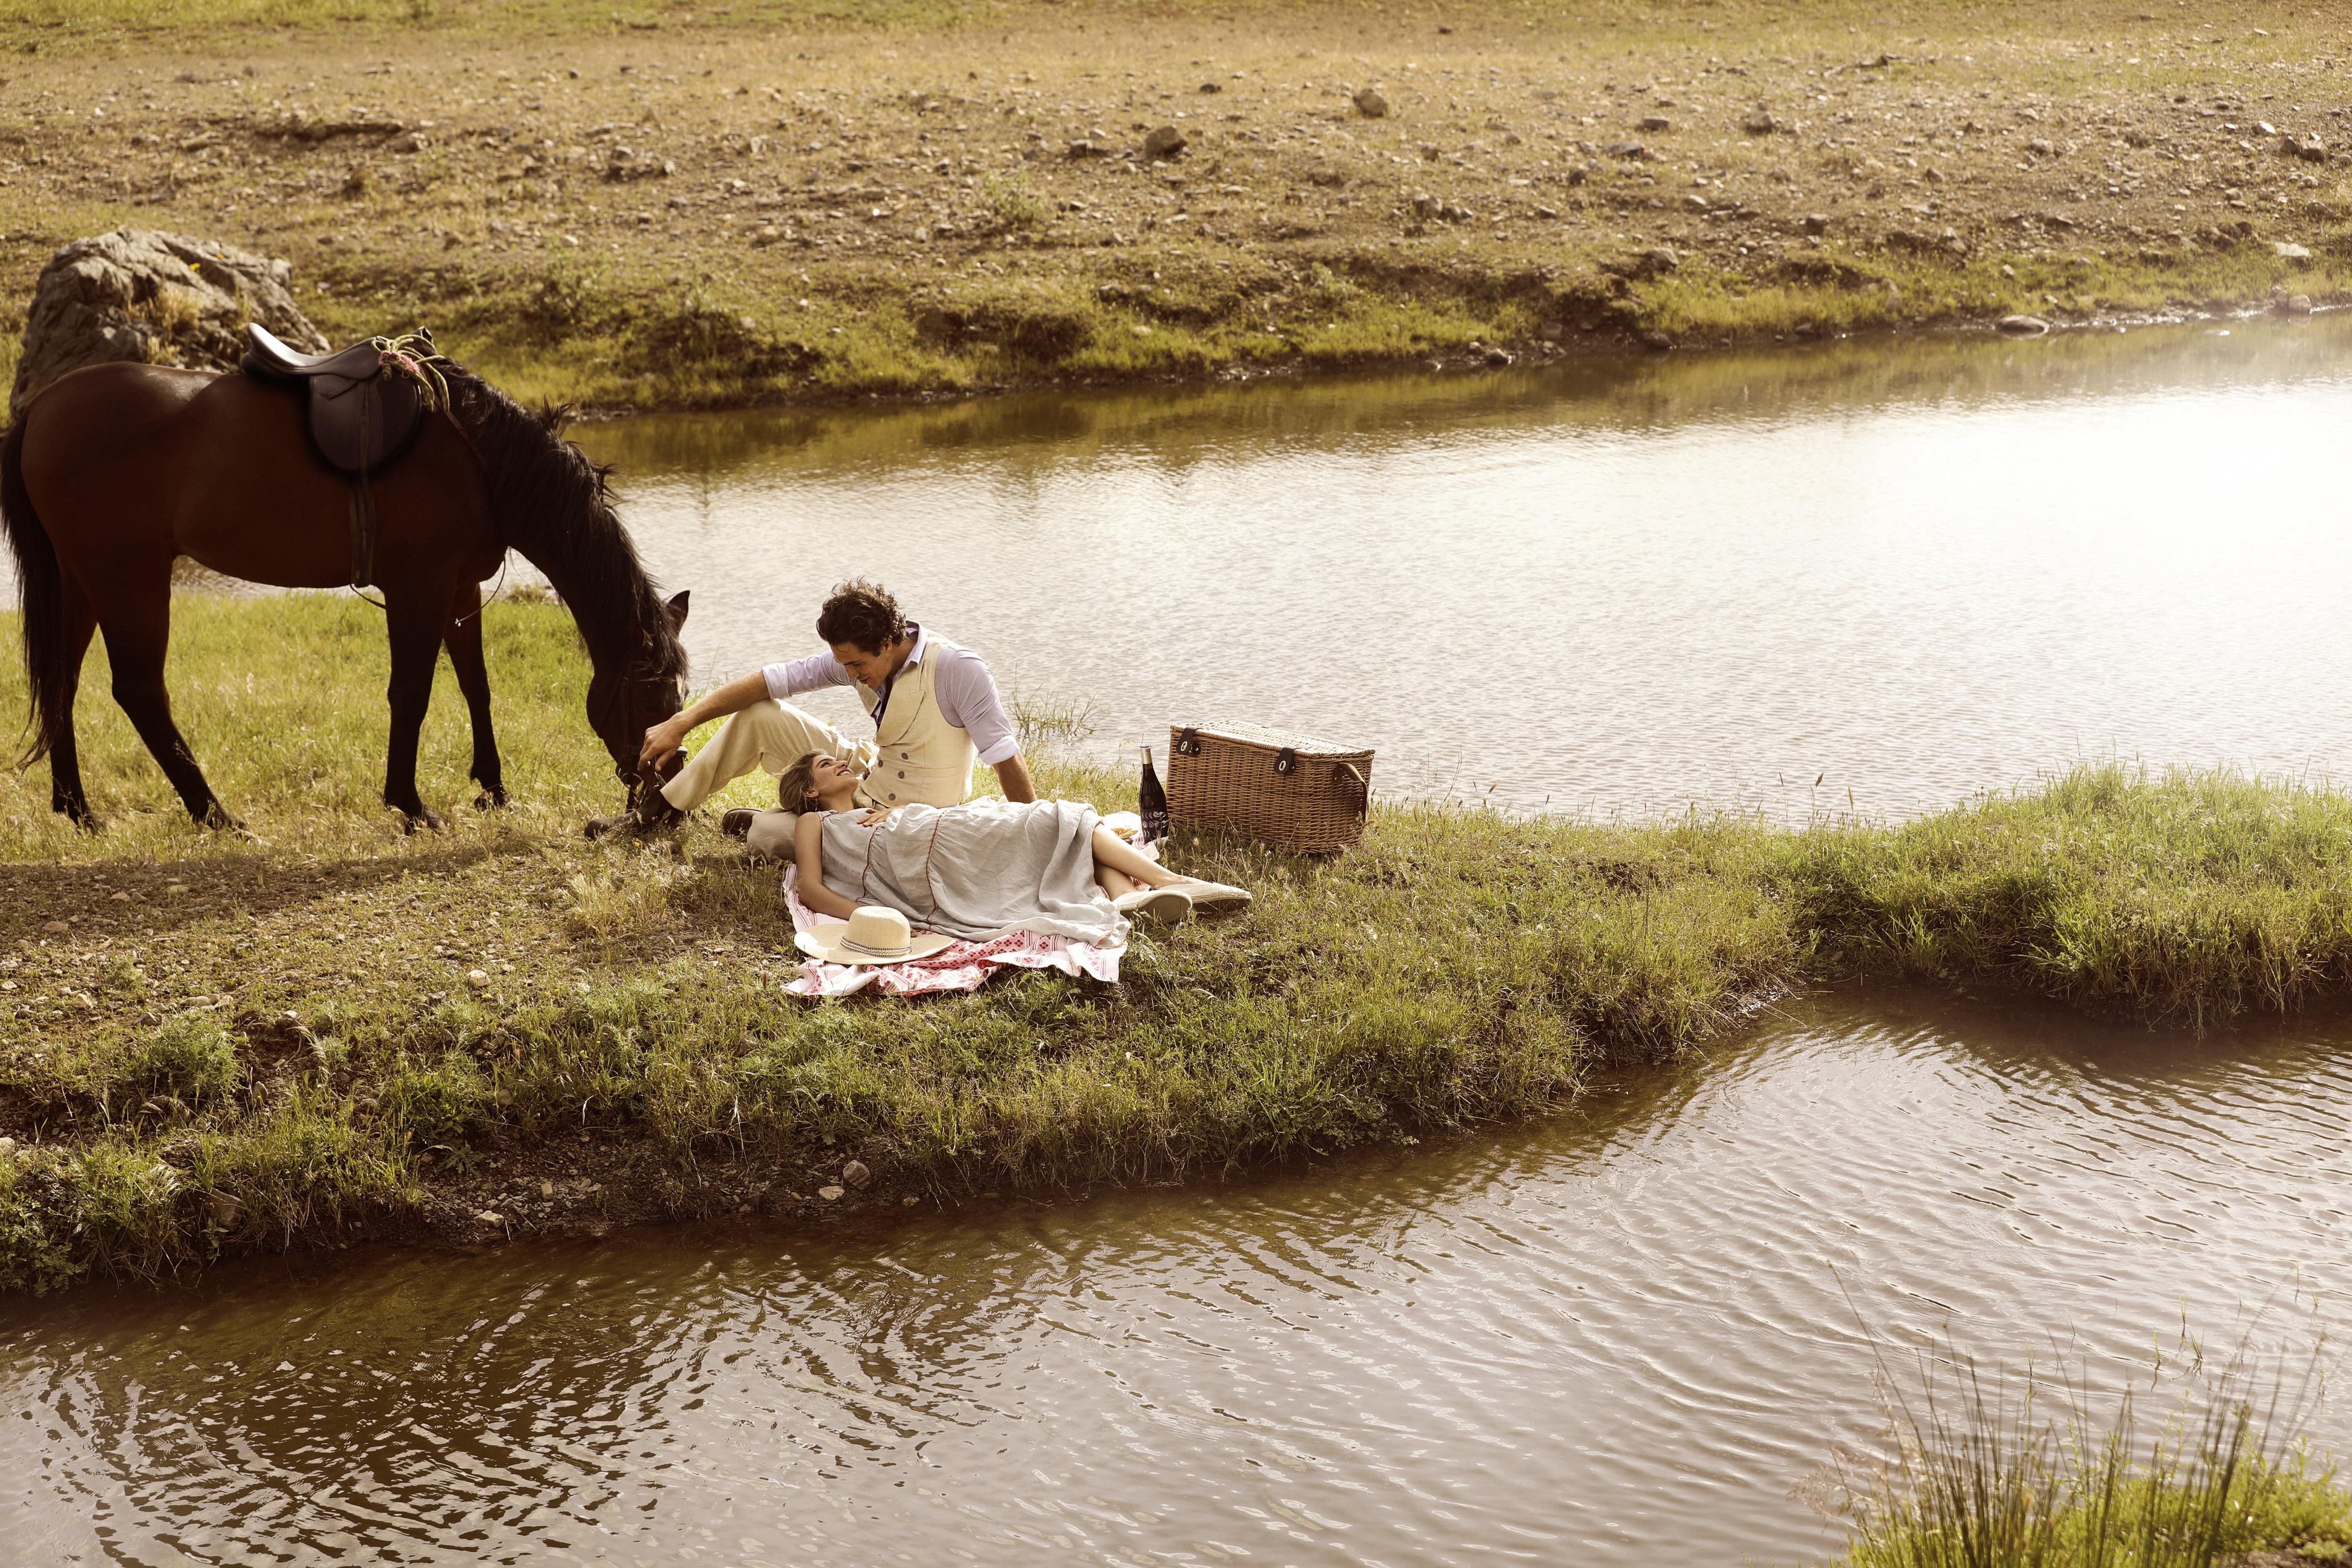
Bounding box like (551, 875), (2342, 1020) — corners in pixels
(815, 578), (906, 655)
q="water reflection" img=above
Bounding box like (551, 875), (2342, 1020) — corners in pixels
(6, 989), (2346, 1566)
(571, 314), (2352, 823)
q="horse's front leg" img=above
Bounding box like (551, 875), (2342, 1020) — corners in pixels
(444, 580), (506, 808)
(382, 590), (448, 832)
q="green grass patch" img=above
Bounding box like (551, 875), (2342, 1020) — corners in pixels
(307, 226), (2352, 415)
(1825, 1326), (2352, 1567)
(4, 597), (2352, 1292)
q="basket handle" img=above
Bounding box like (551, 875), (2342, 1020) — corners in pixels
(1334, 761), (1368, 816)
(1174, 727), (1202, 757)
(1273, 747), (1297, 775)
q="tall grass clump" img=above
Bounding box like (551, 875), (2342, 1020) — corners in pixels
(1819, 1325), (2352, 1568)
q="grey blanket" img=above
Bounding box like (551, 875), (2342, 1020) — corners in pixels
(813, 799), (1127, 946)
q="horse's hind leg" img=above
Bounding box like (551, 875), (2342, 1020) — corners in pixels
(443, 582), (506, 809)
(47, 575), (101, 827)
(383, 591), (449, 832)
(96, 586), (234, 829)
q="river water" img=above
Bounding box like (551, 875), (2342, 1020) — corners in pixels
(3, 988), (2347, 1566)
(8, 323), (2352, 1564)
(579, 314), (2352, 822)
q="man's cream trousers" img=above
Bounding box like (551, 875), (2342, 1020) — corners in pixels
(658, 700), (864, 819)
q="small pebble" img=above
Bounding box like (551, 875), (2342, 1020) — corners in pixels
(819, 1185), (845, 1202)
(42, 920), (67, 934)
(841, 1159), (871, 1188)
(540, 1180), (554, 1198)
(467, 969), (491, 988)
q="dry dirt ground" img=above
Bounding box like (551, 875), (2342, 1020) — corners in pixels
(1, 0), (2348, 406)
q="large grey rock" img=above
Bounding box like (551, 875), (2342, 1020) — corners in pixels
(11, 228), (325, 415)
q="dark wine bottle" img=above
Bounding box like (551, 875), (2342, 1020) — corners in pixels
(1139, 744), (1170, 846)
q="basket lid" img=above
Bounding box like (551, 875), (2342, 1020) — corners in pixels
(1169, 720), (1372, 757)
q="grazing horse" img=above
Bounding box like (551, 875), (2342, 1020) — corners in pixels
(0, 349), (689, 830)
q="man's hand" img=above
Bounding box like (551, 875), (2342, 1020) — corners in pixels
(638, 713), (693, 774)
(636, 671), (774, 776)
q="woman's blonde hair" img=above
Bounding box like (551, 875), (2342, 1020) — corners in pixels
(776, 752), (830, 815)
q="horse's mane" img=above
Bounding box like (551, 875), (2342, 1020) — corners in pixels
(435, 358), (685, 682)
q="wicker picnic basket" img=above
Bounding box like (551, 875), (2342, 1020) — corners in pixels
(1165, 722), (1374, 854)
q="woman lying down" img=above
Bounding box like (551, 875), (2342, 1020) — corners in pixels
(776, 753), (1251, 957)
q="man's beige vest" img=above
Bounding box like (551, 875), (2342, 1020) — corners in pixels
(851, 647), (978, 808)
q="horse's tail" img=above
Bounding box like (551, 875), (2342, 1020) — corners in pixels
(1, 414), (68, 765)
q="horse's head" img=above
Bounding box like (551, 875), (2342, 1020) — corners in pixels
(586, 589), (690, 804)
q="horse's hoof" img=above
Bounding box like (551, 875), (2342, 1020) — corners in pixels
(200, 805), (242, 832)
(60, 810), (103, 834)
(473, 788), (509, 811)
(402, 807), (447, 835)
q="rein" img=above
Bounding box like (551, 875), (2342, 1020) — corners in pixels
(374, 331), (452, 412)
(342, 330), (458, 614)
(341, 331), (509, 618)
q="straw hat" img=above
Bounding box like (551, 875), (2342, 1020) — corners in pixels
(794, 905), (955, 966)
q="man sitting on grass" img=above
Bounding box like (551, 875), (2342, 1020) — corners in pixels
(587, 578), (1032, 845)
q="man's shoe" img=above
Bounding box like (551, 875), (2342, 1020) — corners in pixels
(583, 794), (685, 840)
(721, 808), (756, 840)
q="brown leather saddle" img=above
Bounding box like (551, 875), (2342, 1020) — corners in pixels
(240, 324), (431, 590)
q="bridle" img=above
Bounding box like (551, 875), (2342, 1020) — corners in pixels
(590, 668), (685, 789)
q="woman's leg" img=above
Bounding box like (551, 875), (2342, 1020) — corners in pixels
(1092, 825), (1184, 890)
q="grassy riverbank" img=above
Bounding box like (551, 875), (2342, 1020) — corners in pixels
(8, 598), (2352, 1289)
(0, 0), (2349, 408)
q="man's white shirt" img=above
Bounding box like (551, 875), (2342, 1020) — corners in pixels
(760, 623), (1019, 766)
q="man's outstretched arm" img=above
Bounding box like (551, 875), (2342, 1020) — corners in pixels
(639, 670), (771, 772)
